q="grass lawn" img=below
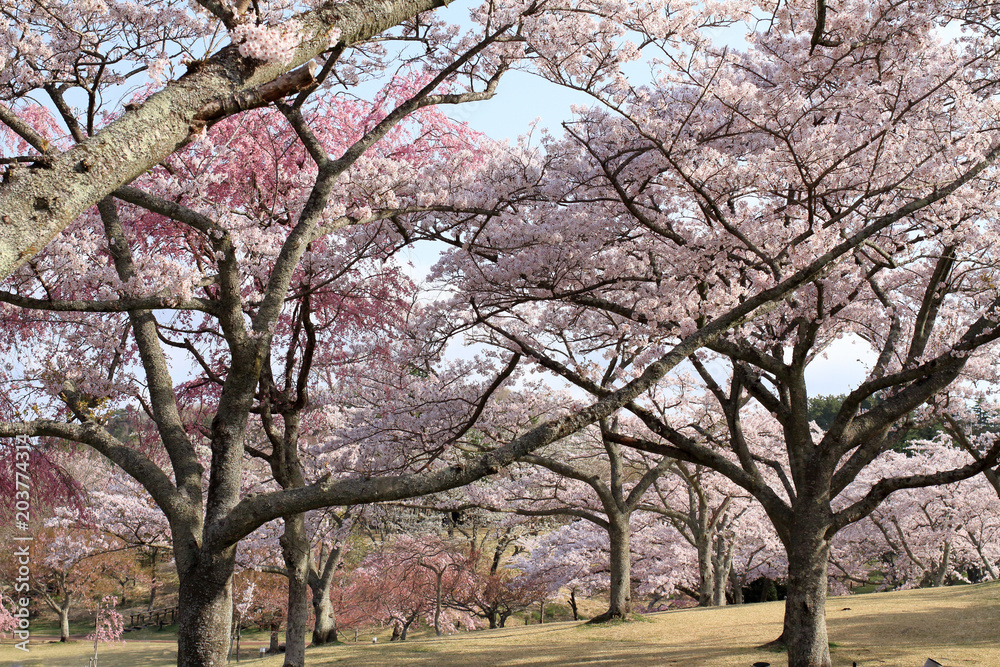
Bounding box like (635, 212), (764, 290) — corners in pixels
(2, 581), (997, 666)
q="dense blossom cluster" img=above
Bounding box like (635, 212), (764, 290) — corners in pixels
(231, 19), (304, 64)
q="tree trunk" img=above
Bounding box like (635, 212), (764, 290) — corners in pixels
(930, 541), (951, 587)
(434, 571), (444, 636)
(780, 527), (832, 667)
(269, 626), (280, 654)
(729, 568), (744, 605)
(309, 540), (343, 646)
(973, 534), (1000, 580)
(311, 590), (337, 645)
(712, 539), (734, 607)
(176, 552), (235, 667)
(280, 514), (310, 667)
(487, 610), (498, 629)
(59, 604), (70, 642)
(147, 578), (158, 612)
(696, 534), (714, 607)
(569, 588), (579, 620)
(147, 549), (159, 612)
(589, 516), (631, 622)
(712, 571), (728, 607)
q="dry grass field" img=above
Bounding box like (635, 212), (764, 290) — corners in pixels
(2, 581), (998, 666)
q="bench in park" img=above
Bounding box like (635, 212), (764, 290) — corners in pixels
(124, 606), (179, 631)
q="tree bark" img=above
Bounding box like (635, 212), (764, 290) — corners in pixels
(176, 551), (236, 667)
(434, 570), (444, 636)
(308, 541), (343, 645)
(311, 592), (337, 644)
(607, 517), (632, 618)
(59, 605), (70, 642)
(147, 548), (160, 612)
(930, 540), (951, 588)
(729, 568), (744, 605)
(269, 627), (281, 654)
(605, 518), (634, 621)
(696, 534), (714, 607)
(281, 514), (310, 667)
(712, 571), (728, 607)
(587, 516), (632, 623)
(780, 526), (832, 667)
(712, 539), (734, 607)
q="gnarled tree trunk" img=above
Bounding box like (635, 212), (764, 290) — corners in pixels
(311, 591), (337, 644)
(309, 538), (345, 645)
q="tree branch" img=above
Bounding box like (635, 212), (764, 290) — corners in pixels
(0, 0), (452, 278)
(830, 437), (1000, 534)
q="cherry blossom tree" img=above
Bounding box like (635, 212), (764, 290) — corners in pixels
(343, 534), (476, 640)
(516, 512), (683, 613)
(302, 507), (356, 645)
(832, 440), (1000, 591)
(641, 462), (770, 607)
(87, 594), (125, 667)
(243, 503), (359, 645)
(0, 592), (17, 639)
(80, 462), (175, 611)
(231, 570), (288, 654)
(0, 20), (531, 661)
(0, 509), (111, 642)
(478, 419), (671, 621)
(424, 2), (1000, 664)
(395, 535), (471, 637)
(448, 548), (548, 629)
(379, 502), (551, 628)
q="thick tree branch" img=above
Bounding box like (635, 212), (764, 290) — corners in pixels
(603, 430), (792, 529)
(98, 196), (205, 507)
(0, 0), (451, 278)
(830, 437), (1000, 533)
(0, 105), (52, 155)
(0, 290), (214, 313)
(519, 453), (614, 508)
(0, 420), (181, 520)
